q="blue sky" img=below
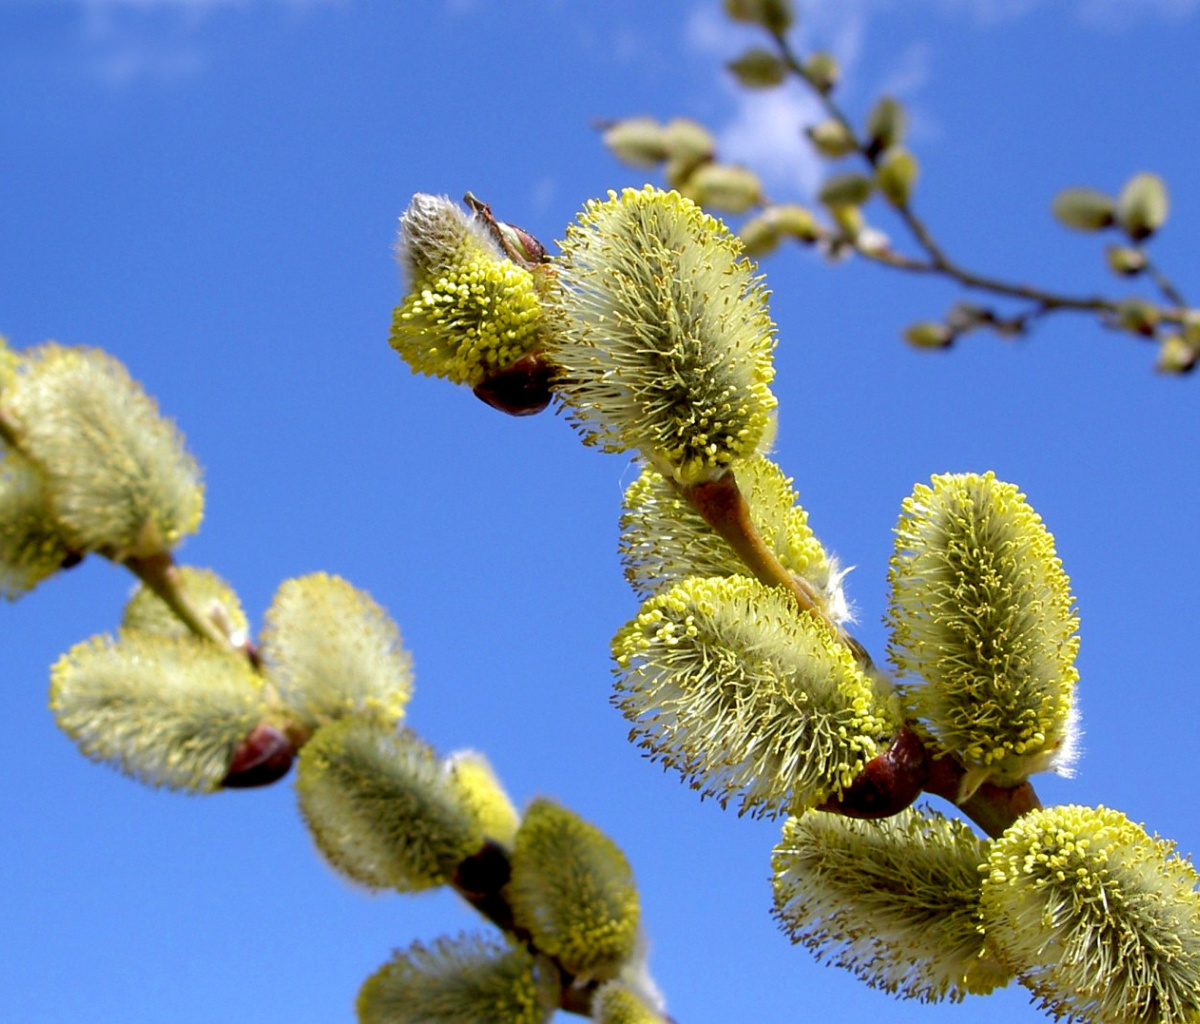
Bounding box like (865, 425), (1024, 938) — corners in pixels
(3, 2), (1200, 1023)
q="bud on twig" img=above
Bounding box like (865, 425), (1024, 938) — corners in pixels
(1116, 171), (1169, 242)
(805, 119), (857, 159)
(1051, 187), (1115, 232)
(864, 96), (906, 159)
(876, 147), (918, 206)
(727, 47), (786, 88)
(801, 51), (839, 93)
(602, 118), (670, 168)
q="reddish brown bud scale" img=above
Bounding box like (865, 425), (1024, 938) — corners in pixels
(819, 727), (927, 819)
(222, 724), (295, 789)
(472, 353), (555, 416)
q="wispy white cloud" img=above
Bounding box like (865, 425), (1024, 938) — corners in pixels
(683, 1), (923, 201)
(35, 0), (341, 83)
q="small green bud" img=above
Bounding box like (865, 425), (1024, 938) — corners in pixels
(1115, 297), (1160, 337)
(1157, 334), (1196, 374)
(722, 0), (794, 33)
(613, 575), (898, 816)
(296, 718), (485, 892)
(738, 214), (781, 256)
(903, 321), (954, 350)
(818, 171), (874, 208)
(682, 162), (762, 214)
(508, 799), (641, 980)
(602, 118), (670, 169)
(50, 630), (266, 792)
(1051, 187), (1115, 232)
(552, 187), (777, 484)
(771, 203), (821, 242)
(663, 154), (704, 192)
(876, 146), (919, 206)
(805, 118), (857, 158)
(982, 805), (1200, 1024)
(864, 96), (906, 157)
(773, 807), (1009, 1001)
(802, 51), (839, 93)
(1105, 243), (1147, 277)
(1182, 310), (1200, 347)
(828, 202), (864, 238)
(358, 934), (558, 1024)
(726, 47), (786, 88)
(661, 118), (716, 165)
(1116, 171), (1169, 241)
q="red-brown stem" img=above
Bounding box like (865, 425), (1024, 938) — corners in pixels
(921, 748), (1042, 838)
(682, 473), (820, 613)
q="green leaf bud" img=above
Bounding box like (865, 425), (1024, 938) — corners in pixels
(773, 807), (1010, 1002)
(982, 805), (1200, 1024)
(805, 118), (857, 159)
(551, 187), (777, 484)
(390, 194), (548, 387)
(737, 214), (781, 256)
(722, 0), (794, 33)
(296, 718), (484, 892)
(726, 47), (786, 89)
(612, 575), (898, 816)
(817, 171), (874, 209)
(508, 798), (641, 980)
(903, 321), (954, 350)
(661, 118), (716, 166)
(591, 981), (670, 1024)
(864, 96), (906, 157)
(1156, 334), (1197, 375)
(602, 118), (670, 169)
(663, 154), (704, 192)
(801, 51), (839, 93)
(1051, 187), (1115, 232)
(5, 345), (203, 559)
(1116, 171), (1169, 242)
(445, 749), (520, 848)
(619, 455), (847, 622)
(681, 163), (763, 214)
(828, 202), (864, 239)
(1183, 310), (1200, 347)
(261, 573), (413, 731)
(771, 203), (821, 242)
(1116, 297), (1161, 337)
(358, 933), (558, 1024)
(123, 565), (248, 643)
(887, 473), (1080, 793)
(0, 449), (73, 598)
(50, 631), (266, 792)
(876, 146), (919, 207)
(1106, 243), (1148, 277)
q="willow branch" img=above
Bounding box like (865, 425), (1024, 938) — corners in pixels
(767, 29), (1162, 331)
(679, 468), (1038, 838)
